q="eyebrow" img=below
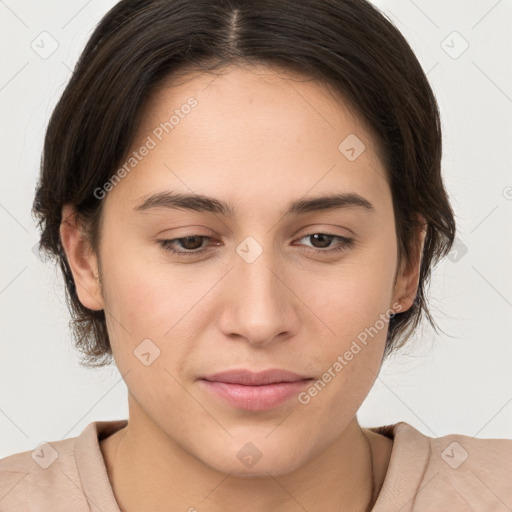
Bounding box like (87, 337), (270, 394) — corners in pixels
(133, 191), (375, 217)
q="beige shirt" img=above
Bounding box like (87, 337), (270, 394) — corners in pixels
(1, 419), (510, 511)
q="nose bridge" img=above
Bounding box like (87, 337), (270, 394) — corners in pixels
(222, 233), (293, 344)
(235, 234), (285, 303)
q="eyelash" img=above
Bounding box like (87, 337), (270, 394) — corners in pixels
(158, 233), (355, 256)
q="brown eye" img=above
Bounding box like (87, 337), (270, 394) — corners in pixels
(158, 233), (354, 257)
(159, 235), (212, 255)
(307, 233), (333, 248)
(296, 233), (354, 253)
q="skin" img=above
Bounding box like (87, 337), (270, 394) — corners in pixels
(60, 64), (425, 511)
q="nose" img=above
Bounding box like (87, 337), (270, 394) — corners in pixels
(217, 240), (298, 347)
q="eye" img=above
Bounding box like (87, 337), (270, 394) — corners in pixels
(158, 235), (214, 255)
(158, 232), (354, 256)
(294, 233), (355, 253)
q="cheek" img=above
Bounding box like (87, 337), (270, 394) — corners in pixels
(99, 225), (177, 330)
(296, 238), (397, 401)
(306, 250), (397, 340)
(97, 231), (171, 360)
(298, 268), (394, 422)
(102, 264), (166, 334)
(98, 238), (213, 380)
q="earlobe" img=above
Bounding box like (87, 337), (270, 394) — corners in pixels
(392, 216), (427, 313)
(59, 204), (104, 311)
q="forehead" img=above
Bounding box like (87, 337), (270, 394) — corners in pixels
(104, 64), (391, 217)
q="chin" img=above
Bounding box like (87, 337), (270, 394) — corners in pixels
(208, 455), (305, 479)
(196, 436), (312, 479)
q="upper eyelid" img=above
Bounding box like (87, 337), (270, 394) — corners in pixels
(162, 231), (352, 249)
(165, 231), (350, 242)
(160, 224), (353, 239)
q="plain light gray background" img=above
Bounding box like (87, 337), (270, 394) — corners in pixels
(1, 0), (511, 458)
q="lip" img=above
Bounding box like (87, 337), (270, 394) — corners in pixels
(201, 369), (311, 385)
(199, 369), (313, 411)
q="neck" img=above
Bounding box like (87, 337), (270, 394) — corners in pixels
(100, 396), (390, 512)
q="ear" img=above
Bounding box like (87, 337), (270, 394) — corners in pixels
(59, 204), (104, 311)
(391, 215), (427, 314)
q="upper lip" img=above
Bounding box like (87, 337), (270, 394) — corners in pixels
(201, 369), (312, 386)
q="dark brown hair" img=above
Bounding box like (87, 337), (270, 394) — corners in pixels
(32, 0), (456, 368)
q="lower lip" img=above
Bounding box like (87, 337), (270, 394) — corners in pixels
(199, 379), (312, 411)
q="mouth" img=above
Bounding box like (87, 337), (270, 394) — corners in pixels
(198, 369), (314, 411)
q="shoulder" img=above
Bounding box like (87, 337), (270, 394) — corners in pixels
(370, 422), (512, 511)
(0, 420), (126, 512)
(419, 427), (512, 510)
(0, 435), (87, 512)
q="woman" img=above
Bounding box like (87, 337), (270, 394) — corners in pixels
(1, 0), (510, 510)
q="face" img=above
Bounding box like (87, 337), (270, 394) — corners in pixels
(62, 64), (420, 477)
